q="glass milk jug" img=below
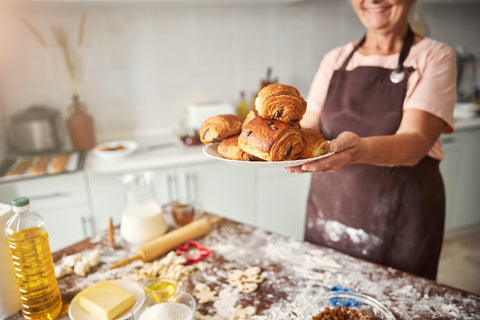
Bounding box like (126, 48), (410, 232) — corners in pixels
(120, 172), (168, 246)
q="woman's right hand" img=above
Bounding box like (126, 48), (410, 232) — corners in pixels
(286, 131), (360, 173)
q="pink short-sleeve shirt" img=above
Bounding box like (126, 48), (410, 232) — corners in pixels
(306, 37), (457, 160)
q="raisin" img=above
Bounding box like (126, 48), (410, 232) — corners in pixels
(271, 127), (278, 131)
(246, 130), (253, 136)
(266, 121), (274, 126)
(274, 109), (283, 118)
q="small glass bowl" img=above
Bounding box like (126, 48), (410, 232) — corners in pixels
(301, 291), (396, 320)
(131, 289), (196, 320)
(163, 201), (197, 226)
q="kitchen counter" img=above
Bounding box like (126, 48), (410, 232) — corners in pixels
(84, 137), (210, 175)
(453, 115), (480, 131)
(6, 217), (480, 320)
(85, 115), (480, 176)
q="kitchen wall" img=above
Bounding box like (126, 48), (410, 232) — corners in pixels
(0, 0), (479, 154)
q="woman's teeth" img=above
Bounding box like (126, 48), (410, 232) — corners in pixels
(366, 7), (389, 13)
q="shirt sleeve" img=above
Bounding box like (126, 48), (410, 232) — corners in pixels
(404, 42), (457, 133)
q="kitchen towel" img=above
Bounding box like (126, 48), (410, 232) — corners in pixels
(0, 203), (21, 318)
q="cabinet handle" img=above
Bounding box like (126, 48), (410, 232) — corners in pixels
(185, 172), (195, 202)
(28, 192), (71, 201)
(167, 173), (177, 202)
(81, 216), (88, 238)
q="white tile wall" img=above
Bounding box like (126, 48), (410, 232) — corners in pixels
(0, 0), (479, 147)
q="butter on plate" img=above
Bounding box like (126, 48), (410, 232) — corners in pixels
(78, 280), (136, 320)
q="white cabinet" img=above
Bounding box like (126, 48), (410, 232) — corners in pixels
(86, 161), (257, 233)
(0, 172), (93, 251)
(174, 163), (257, 225)
(256, 169), (310, 240)
(440, 125), (480, 230)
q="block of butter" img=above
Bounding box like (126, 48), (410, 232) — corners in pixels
(79, 280), (136, 320)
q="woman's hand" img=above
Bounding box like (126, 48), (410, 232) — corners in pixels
(286, 131), (360, 173)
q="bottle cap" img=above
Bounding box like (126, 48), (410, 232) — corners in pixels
(12, 197), (30, 207)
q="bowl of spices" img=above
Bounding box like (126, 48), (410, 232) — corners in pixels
(302, 291), (396, 320)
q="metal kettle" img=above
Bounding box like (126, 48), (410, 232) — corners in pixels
(8, 105), (64, 155)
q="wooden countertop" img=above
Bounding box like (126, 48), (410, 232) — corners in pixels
(7, 218), (480, 320)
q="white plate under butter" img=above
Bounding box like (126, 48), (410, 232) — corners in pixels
(69, 279), (145, 320)
(203, 142), (334, 168)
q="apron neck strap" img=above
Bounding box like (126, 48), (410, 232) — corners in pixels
(396, 25), (415, 72)
(340, 25), (415, 72)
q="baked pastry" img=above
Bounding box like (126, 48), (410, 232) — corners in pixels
(242, 109), (258, 130)
(199, 114), (244, 144)
(217, 135), (260, 161)
(299, 128), (329, 159)
(255, 83), (307, 125)
(256, 83), (301, 102)
(238, 117), (304, 161)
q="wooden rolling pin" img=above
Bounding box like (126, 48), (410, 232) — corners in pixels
(109, 216), (224, 269)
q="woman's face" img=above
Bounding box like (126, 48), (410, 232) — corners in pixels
(352, 0), (416, 35)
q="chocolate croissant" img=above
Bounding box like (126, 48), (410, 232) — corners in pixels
(199, 114), (243, 144)
(256, 83), (301, 102)
(217, 135), (261, 161)
(299, 128), (329, 159)
(238, 116), (304, 161)
(242, 109), (258, 130)
(255, 83), (307, 125)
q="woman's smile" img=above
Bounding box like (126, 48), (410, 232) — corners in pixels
(363, 5), (392, 15)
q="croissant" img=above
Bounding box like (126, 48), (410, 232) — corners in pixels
(242, 109), (258, 130)
(256, 83), (301, 103)
(217, 135), (261, 161)
(199, 114), (243, 144)
(299, 128), (329, 159)
(255, 84), (307, 125)
(238, 116), (304, 161)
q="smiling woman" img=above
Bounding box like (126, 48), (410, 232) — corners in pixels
(296, 0), (456, 280)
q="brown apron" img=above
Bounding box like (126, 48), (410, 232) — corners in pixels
(305, 28), (445, 280)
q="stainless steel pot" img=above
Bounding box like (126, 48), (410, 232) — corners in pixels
(8, 105), (63, 154)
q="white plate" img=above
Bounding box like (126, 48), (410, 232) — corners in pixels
(68, 279), (145, 320)
(202, 142), (334, 168)
(92, 140), (138, 161)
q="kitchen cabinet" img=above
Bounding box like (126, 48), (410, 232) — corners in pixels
(0, 172), (93, 251)
(86, 161), (257, 234)
(256, 168), (310, 240)
(440, 125), (480, 230)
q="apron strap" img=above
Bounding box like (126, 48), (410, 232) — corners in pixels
(340, 25), (415, 73)
(396, 26), (415, 72)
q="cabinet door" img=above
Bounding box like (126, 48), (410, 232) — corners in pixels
(0, 172), (89, 211)
(176, 162), (257, 225)
(0, 172), (92, 251)
(42, 205), (91, 252)
(86, 172), (126, 232)
(440, 135), (463, 230)
(440, 127), (480, 230)
(256, 169), (311, 240)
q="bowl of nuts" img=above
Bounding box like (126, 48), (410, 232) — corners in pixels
(302, 291), (396, 320)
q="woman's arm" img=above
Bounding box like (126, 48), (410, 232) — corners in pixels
(287, 108), (446, 173)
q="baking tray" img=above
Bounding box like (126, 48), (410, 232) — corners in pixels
(0, 150), (87, 183)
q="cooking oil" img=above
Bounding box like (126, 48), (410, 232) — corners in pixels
(4, 197), (62, 320)
(144, 279), (178, 302)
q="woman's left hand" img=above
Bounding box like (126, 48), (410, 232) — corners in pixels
(286, 131), (360, 173)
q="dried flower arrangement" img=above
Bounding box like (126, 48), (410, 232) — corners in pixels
(17, 11), (87, 98)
